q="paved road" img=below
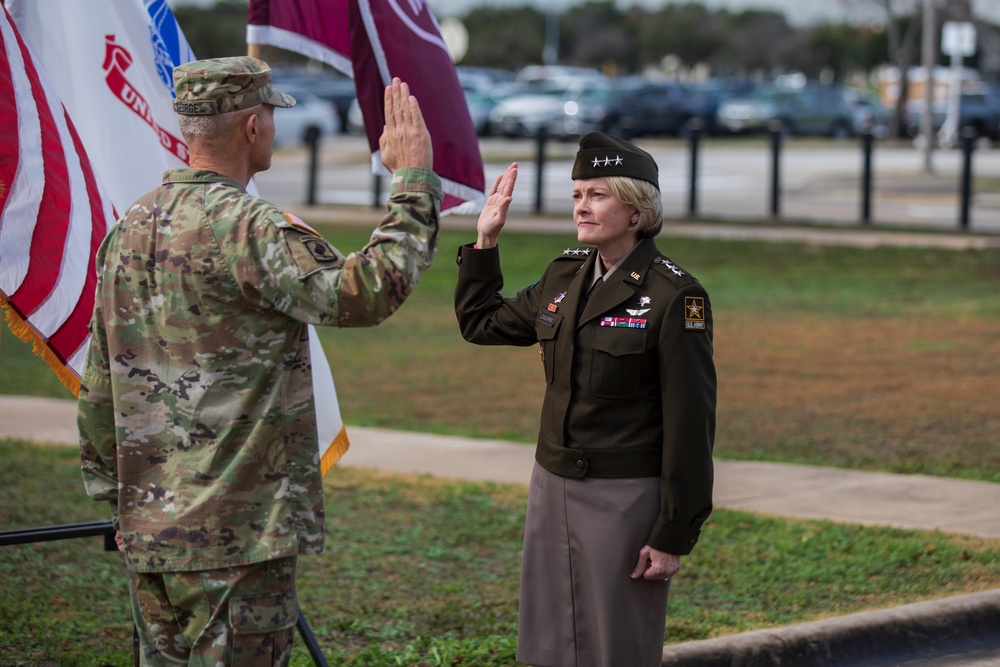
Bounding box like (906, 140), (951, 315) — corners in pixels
(255, 135), (1000, 234)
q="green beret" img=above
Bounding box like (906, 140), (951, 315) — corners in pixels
(571, 132), (659, 190)
(172, 56), (296, 115)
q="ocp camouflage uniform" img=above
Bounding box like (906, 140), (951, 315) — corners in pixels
(77, 166), (441, 574)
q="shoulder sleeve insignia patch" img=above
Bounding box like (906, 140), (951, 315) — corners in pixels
(684, 296), (706, 331)
(302, 237), (340, 263)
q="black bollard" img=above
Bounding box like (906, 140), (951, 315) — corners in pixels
(687, 118), (702, 217)
(959, 127), (976, 232)
(305, 127), (320, 207)
(535, 125), (547, 214)
(860, 131), (874, 224)
(768, 121), (783, 219)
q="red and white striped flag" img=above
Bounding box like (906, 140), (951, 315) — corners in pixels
(2, 0), (349, 472)
(0, 4), (114, 391)
(247, 0), (486, 214)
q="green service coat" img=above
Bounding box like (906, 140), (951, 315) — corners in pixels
(454, 237), (716, 554)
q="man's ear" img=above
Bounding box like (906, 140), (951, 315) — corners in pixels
(245, 111), (259, 144)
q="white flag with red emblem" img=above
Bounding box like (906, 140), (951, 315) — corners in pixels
(2, 0), (349, 472)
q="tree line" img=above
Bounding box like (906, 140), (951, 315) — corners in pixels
(174, 0), (998, 84)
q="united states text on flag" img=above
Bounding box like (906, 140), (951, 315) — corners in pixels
(247, 0), (486, 214)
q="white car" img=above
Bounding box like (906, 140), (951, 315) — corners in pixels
(272, 84), (340, 148)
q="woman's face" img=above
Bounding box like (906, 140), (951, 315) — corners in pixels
(573, 177), (638, 252)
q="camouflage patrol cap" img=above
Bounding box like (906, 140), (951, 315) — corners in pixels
(572, 132), (660, 190)
(172, 56), (296, 115)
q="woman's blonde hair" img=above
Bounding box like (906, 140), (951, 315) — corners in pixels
(605, 175), (663, 238)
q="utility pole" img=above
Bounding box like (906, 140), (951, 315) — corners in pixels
(921, 0), (936, 173)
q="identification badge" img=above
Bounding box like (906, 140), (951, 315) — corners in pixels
(537, 311), (557, 327)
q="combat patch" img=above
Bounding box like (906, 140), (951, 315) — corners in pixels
(684, 296), (706, 331)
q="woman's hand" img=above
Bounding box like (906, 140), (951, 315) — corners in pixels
(476, 162), (517, 249)
(630, 545), (680, 581)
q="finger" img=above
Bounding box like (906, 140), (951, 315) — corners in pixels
(407, 94), (426, 131)
(488, 173), (504, 196)
(630, 553), (649, 580)
(383, 82), (396, 131)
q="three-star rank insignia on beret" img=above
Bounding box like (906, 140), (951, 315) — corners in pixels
(684, 296), (706, 331)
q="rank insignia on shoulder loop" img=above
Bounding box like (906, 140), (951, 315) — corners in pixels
(684, 296), (706, 331)
(562, 248), (591, 256)
(659, 257), (684, 277)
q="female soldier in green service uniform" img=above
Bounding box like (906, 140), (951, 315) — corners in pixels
(454, 132), (716, 667)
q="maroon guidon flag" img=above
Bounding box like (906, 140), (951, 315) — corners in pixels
(247, 0), (486, 214)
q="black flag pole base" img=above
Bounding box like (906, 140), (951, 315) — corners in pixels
(1, 521), (331, 667)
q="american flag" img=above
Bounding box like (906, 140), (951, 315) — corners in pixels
(0, 4), (113, 392)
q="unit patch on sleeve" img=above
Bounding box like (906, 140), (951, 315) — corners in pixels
(684, 296), (706, 331)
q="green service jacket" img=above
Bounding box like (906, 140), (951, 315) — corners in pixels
(454, 237), (716, 554)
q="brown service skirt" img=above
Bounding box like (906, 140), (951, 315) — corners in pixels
(516, 463), (670, 667)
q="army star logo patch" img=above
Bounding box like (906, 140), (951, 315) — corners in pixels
(684, 296), (706, 331)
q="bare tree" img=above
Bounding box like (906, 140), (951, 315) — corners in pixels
(841, 0), (924, 137)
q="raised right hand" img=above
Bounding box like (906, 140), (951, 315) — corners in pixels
(379, 78), (433, 172)
(476, 162), (518, 249)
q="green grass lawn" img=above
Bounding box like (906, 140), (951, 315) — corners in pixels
(3, 222), (999, 663)
(1, 439), (998, 666)
(3, 225), (1000, 481)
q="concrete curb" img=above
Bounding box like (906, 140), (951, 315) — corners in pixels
(660, 588), (1000, 667)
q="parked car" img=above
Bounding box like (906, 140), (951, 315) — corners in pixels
(716, 83), (855, 138)
(903, 81), (1000, 142)
(843, 88), (891, 138)
(271, 69), (356, 132)
(489, 81), (592, 138)
(687, 78), (756, 134)
(272, 84), (340, 148)
(605, 78), (696, 138)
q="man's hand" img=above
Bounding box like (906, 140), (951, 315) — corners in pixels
(630, 545), (680, 581)
(379, 78), (433, 172)
(475, 162), (517, 249)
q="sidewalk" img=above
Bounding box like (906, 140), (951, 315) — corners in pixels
(3, 394), (999, 539)
(1, 393), (999, 665)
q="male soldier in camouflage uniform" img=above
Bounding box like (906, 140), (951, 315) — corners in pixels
(76, 56), (441, 665)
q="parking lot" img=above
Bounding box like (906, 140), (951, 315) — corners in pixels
(258, 135), (1000, 235)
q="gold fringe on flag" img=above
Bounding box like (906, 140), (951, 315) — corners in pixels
(320, 425), (351, 477)
(1, 296), (81, 397)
